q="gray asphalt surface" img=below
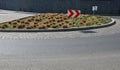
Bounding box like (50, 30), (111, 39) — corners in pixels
(0, 33), (120, 70)
(0, 33), (120, 56)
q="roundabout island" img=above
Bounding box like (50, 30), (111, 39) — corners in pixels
(0, 13), (115, 32)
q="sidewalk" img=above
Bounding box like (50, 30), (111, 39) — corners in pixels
(0, 9), (37, 23)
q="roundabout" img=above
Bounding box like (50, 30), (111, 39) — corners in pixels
(0, 17), (118, 40)
(0, 13), (114, 32)
(0, 10), (120, 70)
(0, 12), (117, 40)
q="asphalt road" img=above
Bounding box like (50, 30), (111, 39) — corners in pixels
(0, 32), (120, 70)
(0, 10), (120, 70)
(0, 33), (120, 56)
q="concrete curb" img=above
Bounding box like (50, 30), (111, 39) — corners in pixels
(0, 18), (116, 32)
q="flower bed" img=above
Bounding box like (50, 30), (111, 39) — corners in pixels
(0, 13), (112, 30)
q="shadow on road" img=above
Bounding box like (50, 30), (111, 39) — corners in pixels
(80, 30), (97, 33)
